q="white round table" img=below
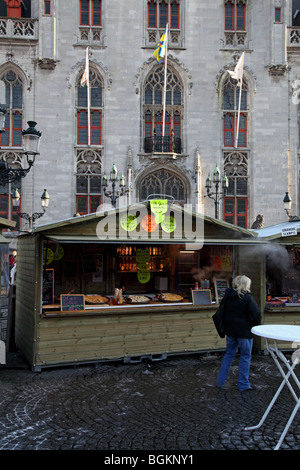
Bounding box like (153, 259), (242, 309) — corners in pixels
(251, 324), (300, 342)
(245, 324), (300, 450)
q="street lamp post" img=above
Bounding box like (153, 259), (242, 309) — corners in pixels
(102, 163), (126, 208)
(283, 192), (300, 221)
(0, 121), (42, 185)
(12, 188), (50, 230)
(205, 164), (229, 219)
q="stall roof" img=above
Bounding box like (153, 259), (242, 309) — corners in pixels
(0, 217), (16, 229)
(250, 219), (300, 244)
(0, 217), (16, 244)
(30, 203), (264, 245)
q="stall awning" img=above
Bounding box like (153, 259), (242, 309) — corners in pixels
(0, 217), (16, 244)
(32, 202), (263, 246)
(251, 220), (300, 245)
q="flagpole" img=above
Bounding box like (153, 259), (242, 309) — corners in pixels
(234, 53), (244, 149)
(86, 47), (91, 146)
(162, 23), (168, 139)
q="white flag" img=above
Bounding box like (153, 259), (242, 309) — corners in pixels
(81, 47), (89, 87)
(228, 52), (244, 87)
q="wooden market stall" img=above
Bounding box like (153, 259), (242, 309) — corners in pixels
(15, 201), (263, 370)
(250, 220), (300, 350)
(0, 217), (16, 363)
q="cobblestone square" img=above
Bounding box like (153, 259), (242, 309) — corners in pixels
(0, 353), (299, 453)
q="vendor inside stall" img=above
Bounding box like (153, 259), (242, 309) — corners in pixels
(42, 242), (234, 310)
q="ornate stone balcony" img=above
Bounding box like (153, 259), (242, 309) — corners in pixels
(287, 26), (300, 53)
(0, 17), (38, 41)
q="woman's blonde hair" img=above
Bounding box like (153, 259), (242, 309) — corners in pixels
(232, 275), (251, 297)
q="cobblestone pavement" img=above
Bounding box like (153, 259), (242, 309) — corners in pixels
(0, 352), (299, 456)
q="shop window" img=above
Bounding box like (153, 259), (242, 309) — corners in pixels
(76, 69), (103, 146)
(143, 65), (183, 154)
(224, 0), (247, 46)
(222, 74), (248, 148)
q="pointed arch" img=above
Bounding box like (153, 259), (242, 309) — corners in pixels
(137, 165), (189, 204)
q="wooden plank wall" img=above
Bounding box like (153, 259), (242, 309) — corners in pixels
(15, 235), (39, 366)
(35, 307), (226, 368)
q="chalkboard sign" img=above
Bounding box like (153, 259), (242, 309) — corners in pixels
(60, 294), (85, 311)
(214, 279), (229, 303)
(42, 269), (54, 305)
(192, 289), (212, 305)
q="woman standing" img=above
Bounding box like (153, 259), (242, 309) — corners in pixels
(217, 275), (261, 391)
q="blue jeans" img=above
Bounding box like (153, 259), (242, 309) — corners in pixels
(217, 336), (253, 391)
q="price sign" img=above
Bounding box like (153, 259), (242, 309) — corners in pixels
(60, 294), (85, 311)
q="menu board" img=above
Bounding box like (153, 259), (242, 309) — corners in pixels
(60, 294), (85, 311)
(192, 289), (212, 305)
(42, 269), (54, 305)
(214, 279), (229, 303)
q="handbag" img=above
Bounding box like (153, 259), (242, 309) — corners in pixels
(212, 294), (227, 338)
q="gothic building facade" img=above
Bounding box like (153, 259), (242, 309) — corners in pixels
(0, 0), (299, 238)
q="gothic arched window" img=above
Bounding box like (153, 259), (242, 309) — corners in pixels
(0, 69), (24, 230)
(75, 67), (103, 214)
(76, 68), (103, 146)
(139, 169), (186, 203)
(143, 65), (183, 154)
(222, 74), (248, 148)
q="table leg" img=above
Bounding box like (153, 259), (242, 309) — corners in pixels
(244, 371), (289, 431)
(274, 398), (300, 450)
(245, 339), (300, 450)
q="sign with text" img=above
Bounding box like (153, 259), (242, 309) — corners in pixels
(60, 294), (85, 311)
(281, 227), (297, 237)
(214, 279), (229, 303)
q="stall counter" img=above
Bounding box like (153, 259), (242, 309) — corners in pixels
(35, 302), (224, 371)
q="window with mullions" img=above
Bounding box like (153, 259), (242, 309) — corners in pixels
(139, 169), (186, 203)
(80, 0), (101, 26)
(147, 0), (180, 29)
(224, 177), (248, 227)
(0, 181), (21, 231)
(146, 0), (182, 48)
(0, 71), (23, 148)
(223, 74), (247, 148)
(77, 69), (103, 145)
(76, 149), (102, 215)
(143, 65), (183, 154)
(76, 174), (101, 214)
(225, 0), (246, 30)
(224, 0), (247, 47)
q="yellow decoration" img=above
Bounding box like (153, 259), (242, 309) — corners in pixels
(120, 214), (138, 232)
(43, 248), (54, 265)
(161, 215), (176, 233)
